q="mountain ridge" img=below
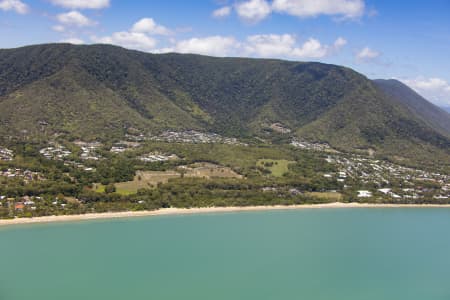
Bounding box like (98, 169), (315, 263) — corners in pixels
(374, 79), (450, 137)
(0, 43), (449, 165)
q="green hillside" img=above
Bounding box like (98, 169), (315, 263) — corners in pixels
(0, 43), (449, 165)
(374, 79), (450, 137)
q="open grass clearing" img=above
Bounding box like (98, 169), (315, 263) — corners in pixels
(115, 171), (181, 194)
(257, 159), (294, 177)
(181, 162), (243, 179)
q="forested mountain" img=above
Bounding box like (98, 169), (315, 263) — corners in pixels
(374, 79), (450, 137)
(0, 43), (449, 163)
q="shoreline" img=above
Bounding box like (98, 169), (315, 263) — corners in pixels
(1, 202), (450, 227)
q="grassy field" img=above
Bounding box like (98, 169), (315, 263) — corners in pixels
(140, 142), (296, 170)
(95, 163), (243, 195)
(183, 162), (243, 179)
(114, 171), (181, 195)
(94, 171), (181, 195)
(93, 184), (105, 193)
(257, 159), (294, 177)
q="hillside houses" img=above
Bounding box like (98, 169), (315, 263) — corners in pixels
(149, 130), (247, 146)
(139, 152), (179, 163)
(291, 139), (333, 152)
(110, 141), (141, 153)
(63, 160), (96, 172)
(74, 141), (103, 160)
(40, 144), (71, 160)
(270, 123), (291, 134)
(0, 168), (44, 182)
(0, 147), (13, 161)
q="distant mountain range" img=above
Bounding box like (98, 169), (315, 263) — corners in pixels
(0, 44), (448, 164)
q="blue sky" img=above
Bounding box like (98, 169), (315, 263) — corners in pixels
(1, 0), (449, 107)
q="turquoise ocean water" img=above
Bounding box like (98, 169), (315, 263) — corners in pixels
(1, 208), (450, 299)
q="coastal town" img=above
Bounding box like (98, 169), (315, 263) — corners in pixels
(0, 129), (449, 219)
(289, 138), (449, 201)
(327, 152), (448, 201)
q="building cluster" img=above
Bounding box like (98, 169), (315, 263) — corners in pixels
(0, 196), (38, 211)
(125, 133), (146, 142)
(74, 141), (103, 160)
(40, 144), (71, 160)
(0, 147), (14, 161)
(0, 168), (44, 182)
(39, 143), (96, 171)
(269, 123), (292, 134)
(324, 153), (449, 200)
(138, 152), (179, 163)
(149, 130), (247, 146)
(291, 139), (333, 152)
(110, 141), (141, 153)
(0, 195), (74, 212)
(62, 160), (95, 172)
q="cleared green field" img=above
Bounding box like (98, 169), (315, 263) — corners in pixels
(93, 184), (105, 193)
(183, 162), (243, 179)
(115, 171), (181, 195)
(93, 171), (181, 195)
(257, 159), (294, 177)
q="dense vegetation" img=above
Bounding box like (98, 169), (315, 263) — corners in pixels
(0, 44), (449, 165)
(374, 79), (450, 136)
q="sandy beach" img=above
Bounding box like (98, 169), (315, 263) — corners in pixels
(1, 202), (449, 227)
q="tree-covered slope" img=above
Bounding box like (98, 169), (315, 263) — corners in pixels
(0, 43), (449, 163)
(374, 79), (450, 137)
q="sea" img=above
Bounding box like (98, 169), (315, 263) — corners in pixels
(1, 208), (450, 299)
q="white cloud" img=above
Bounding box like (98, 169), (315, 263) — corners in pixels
(235, 0), (271, 23)
(272, 0), (365, 19)
(0, 0), (29, 14)
(356, 47), (380, 62)
(92, 31), (157, 52)
(60, 37), (84, 44)
(49, 0), (109, 9)
(52, 25), (65, 32)
(245, 34), (346, 58)
(89, 16), (345, 60)
(212, 6), (232, 18)
(292, 38), (329, 58)
(334, 37), (347, 49)
(131, 18), (171, 35)
(401, 77), (450, 107)
(224, 0), (366, 23)
(57, 11), (94, 27)
(90, 17), (174, 52)
(169, 36), (240, 56)
(245, 34), (295, 56)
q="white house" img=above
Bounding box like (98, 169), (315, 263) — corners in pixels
(357, 190), (372, 198)
(378, 188), (391, 194)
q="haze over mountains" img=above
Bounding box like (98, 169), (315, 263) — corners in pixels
(0, 43), (449, 164)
